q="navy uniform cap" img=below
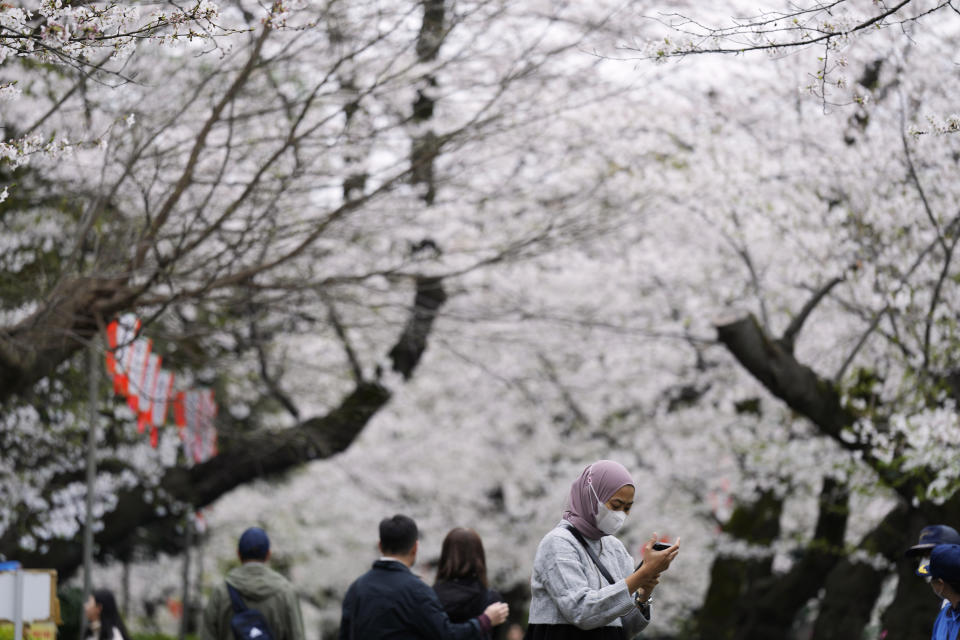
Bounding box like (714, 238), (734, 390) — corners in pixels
(238, 527), (270, 558)
(929, 544), (960, 584)
(906, 525), (960, 558)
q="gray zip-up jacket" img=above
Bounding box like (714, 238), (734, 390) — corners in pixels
(528, 522), (650, 637)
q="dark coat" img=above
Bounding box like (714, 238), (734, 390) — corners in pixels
(434, 577), (502, 623)
(339, 560), (485, 640)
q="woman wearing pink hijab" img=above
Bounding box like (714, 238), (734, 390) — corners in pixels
(525, 460), (680, 639)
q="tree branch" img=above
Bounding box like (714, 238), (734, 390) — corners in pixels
(780, 274), (846, 353)
(321, 292), (364, 385)
(921, 217), (960, 373)
(834, 213), (960, 382)
(2, 274), (447, 576)
(714, 312), (923, 503)
(389, 275), (447, 379)
(647, 1), (915, 58)
(251, 318), (301, 420)
(131, 26), (271, 271)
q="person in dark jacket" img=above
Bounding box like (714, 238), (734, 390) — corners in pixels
(339, 514), (509, 640)
(434, 527), (505, 636)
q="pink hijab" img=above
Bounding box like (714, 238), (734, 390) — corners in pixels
(562, 460), (635, 539)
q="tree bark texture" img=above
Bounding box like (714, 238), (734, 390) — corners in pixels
(694, 490), (782, 640)
(0, 276), (131, 402)
(715, 313), (924, 506)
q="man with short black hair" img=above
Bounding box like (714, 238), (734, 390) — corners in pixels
(925, 544), (960, 640)
(339, 514), (509, 639)
(202, 527), (305, 640)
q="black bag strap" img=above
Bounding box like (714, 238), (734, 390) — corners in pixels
(564, 524), (616, 585)
(226, 583), (248, 613)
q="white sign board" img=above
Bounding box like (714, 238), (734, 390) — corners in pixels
(0, 571), (52, 622)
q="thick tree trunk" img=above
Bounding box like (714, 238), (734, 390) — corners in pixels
(745, 477), (849, 639)
(811, 502), (910, 640)
(695, 478), (849, 640)
(695, 490), (782, 640)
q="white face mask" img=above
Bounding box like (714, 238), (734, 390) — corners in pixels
(591, 484), (627, 535)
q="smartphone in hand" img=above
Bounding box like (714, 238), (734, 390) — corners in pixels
(635, 541), (673, 569)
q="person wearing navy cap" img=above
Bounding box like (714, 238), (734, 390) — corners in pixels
(908, 525), (960, 565)
(201, 527), (305, 640)
(911, 526), (960, 585)
(925, 544), (960, 640)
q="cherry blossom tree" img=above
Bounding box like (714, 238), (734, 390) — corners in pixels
(4, 2), (960, 639)
(618, 2), (960, 638)
(0, 0), (652, 589)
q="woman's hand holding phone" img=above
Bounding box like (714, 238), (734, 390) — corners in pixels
(627, 533), (680, 596)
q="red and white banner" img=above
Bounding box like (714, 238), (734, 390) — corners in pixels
(152, 369), (175, 428)
(136, 353), (162, 434)
(125, 338), (152, 414)
(174, 389), (218, 464)
(103, 314), (215, 456)
(106, 314), (141, 396)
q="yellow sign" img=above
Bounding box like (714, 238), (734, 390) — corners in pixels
(0, 622), (57, 640)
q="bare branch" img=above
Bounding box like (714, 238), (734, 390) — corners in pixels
(130, 26), (272, 270)
(251, 317), (301, 420)
(780, 274), (846, 353)
(643, 1), (916, 59)
(922, 218), (960, 373)
(834, 214), (960, 382)
(538, 353), (590, 430)
(321, 291), (364, 385)
(900, 94), (947, 254)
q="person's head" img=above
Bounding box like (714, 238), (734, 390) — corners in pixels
(238, 527), (271, 562)
(379, 514), (419, 565)
(505, 623), (524, 640)
(927, 544), (960, 606)
(85, 590), (129, 640)
(908, 524), (960, 577)
(436, 527), (488, 587)
(563, 460), (635, 540)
